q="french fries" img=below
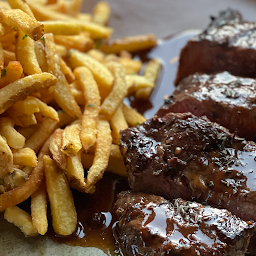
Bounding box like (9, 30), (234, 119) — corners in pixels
(44, 155), (77, 236)
(0, 0), (160, 242)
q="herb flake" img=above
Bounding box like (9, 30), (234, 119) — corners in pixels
(1, 69), (6, 77)
(22, 34), (28, 40)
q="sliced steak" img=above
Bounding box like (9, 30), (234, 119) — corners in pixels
(174, 9), (256, 85)
(157, 72), (256, 141)
(120, 113), (256, 222)
(114, 191), (255, 256)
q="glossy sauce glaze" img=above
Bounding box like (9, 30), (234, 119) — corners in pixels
(47, 32), (199, 254)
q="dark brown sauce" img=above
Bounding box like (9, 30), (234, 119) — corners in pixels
(47, 31), (200, 255)
(47, 173), (129, 255)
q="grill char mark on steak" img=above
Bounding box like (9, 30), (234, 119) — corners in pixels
(174, 9), (256, 85)
(119, 113), (256, 222)
(114, 191), (255, 256)
(157, 72), (256, 141)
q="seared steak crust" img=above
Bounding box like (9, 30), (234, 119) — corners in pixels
(158, 72), (256, 141)
(175, 9), (256, 85)
(120, 113), (256, 221)
(114, 191), (255, 256)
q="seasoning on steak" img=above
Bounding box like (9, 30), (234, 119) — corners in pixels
(174, 9), (256, 85)
(114, 191), (255, 256)
(119, 112), (256, 222)
(157, 72), (256, 141)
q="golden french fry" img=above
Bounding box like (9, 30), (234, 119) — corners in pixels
(0, 42), (3, 70)
(0, 61), (23, 89)
(42, 21), (81, 35)
(100, 62), (127, 119)
(57, 111), (76, 128)
(12, 114), (37, 127)
(44, 33), (82, 118)
(3, 49), (16, 64)
(81, 144), (127, 176)
(126, 74), (154, 95)
(122, 103), (146, 126)
(61, 121), (82, 156)
(0, 72), (57, 114)
(55, 44), (68, 57)
(4, 206), (38, 236)
(0, 117), (25, 149)
(49, 128), (67, 170)
(87, 48), (105, 62)
(16, 124), (39, 139)
(92, 1), (110, 26)
(31, 183), (48, 235)
(54, 33), (94, 52)
(67, 153), (86, 192)
(59, 57), (75, 83)
(110, 105), (128, 144)
(99, 34), (157, 54)
(0, 134), (13, 178)
(119, 57), (142, 75)
(44, 155), (77, 236)
(136, 59), (161, 99)
(25, 117), (58, 153)
(7, 0), (35, 18)
(68, 49), (114, 90)
(85, 118), (112, 193)
(0, 9), (44, 40)
(34, 40), (48, 72)
(74, 66), (100, 150)
(27, 1), (112, 39)
(0, 137), (49, 211)
(0, 30), (16, 52)
(13, 147), (37, 167)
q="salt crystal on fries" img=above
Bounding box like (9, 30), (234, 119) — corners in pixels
(44, 155), (77, 236)
(4, 206), (38, 237)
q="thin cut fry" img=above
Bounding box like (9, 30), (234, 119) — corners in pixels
(0, 61), (23, 89)
(44, 33), (82, 118)
(0, 72), (57, 114)
(136, 59), (161, 99)
(99, 34), (157, 54)
(92, 1), (110, 26)
(61, 121), (82, 156)
(0, 9), (44, 40)
(67, 153), (86, 192)
(74, 66), (100, 150)
(126, 74), (154, 95)
(44, 155), (77, 236)
(100, 62), (127, 119)
(13, 147), (37, 167)
(122, 103), (146, 126)
(25, 117), (58, 153)
(4, 206), (38, 236)
(31, 183), (48, 235)
(85, 118), (112, 193)
(68, 49), (114, 90)
(110, 105), (128, 144)
(49, 128), (67, 170)
(42, 21), (81, 35)
(16, 30), (42, 75)
(6, 0), (35, 18)
(0, 117), (26, 149)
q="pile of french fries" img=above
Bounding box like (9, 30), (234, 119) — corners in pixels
(0, 0), (161, 238)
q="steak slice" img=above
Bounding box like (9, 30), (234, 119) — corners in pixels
(174, 9), (256, 85)
(157, 72), (256, 141)
(119, 112), (256, 221)
(114, 191), (255, 256)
